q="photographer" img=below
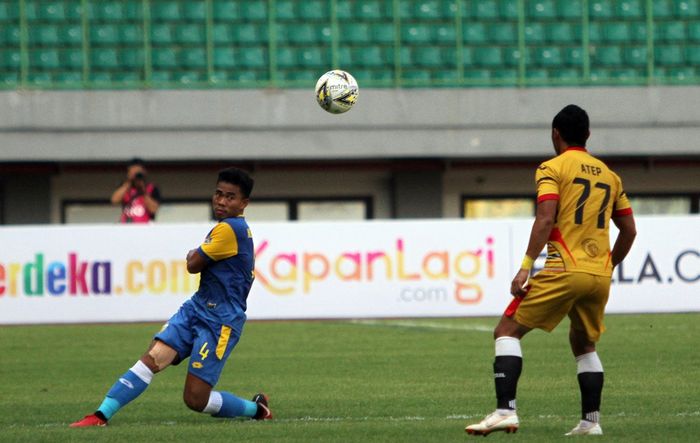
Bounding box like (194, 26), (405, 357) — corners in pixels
(111, 158), (161, 223)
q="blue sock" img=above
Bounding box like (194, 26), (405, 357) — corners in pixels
(214, 391), (258, 418)
(97, 368), (150, 420)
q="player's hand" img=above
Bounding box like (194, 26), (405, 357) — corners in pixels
(510, 269), (530, 297)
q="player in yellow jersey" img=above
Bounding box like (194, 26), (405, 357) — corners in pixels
(466, 105), (637, 437)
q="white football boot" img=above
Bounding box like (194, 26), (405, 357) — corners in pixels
(465, 410), (519, 436)
(565, 420), (603, 436)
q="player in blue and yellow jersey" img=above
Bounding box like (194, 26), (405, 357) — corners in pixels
(466, 105), (637, 437)
(71, 167), (271, 427)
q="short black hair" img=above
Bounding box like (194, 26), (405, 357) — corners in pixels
(217, 167), (254, 198)
(552, 104), (590, 147)
(129, 157), (145, 167)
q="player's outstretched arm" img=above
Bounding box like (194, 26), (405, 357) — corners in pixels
(611, 215), (637, 268)
(186, 248), (207, 274)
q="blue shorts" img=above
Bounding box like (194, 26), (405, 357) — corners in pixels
(154, 299), (243, 387)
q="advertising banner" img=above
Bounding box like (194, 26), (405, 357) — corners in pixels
(0, 216), (698, 324)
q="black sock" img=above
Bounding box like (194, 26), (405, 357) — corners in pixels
(94, 410), (108, 421)
(494, 356), (522, 410)
(577, 372), (604, 422)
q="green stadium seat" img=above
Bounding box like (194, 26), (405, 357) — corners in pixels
(30, 49), (60, 69)
(62, 49), (83, 68)
(440, 0), (459, 19)
(212, 24), (232, 43)
(275, 0), (296, 21)
(91, 49), (119, 69)
(41, 1), (66, 21)
(414, 0), (441, 19)
(557, 0), (583, 18)
(181, 48), (207, 68)
(433, 69), (459, 82)
(534, 47), (563, 66)
(299, 0), (329, 20)
(590, 0), (613, 18)
(624, 46), (648, 65)
(213, 1), (239, 21)
(182, 1), (206, 21)
(666, 67), (696, 82)
(174, 71), (205, 85)
(237, 47), (266, 68)
(355, 0), (386, 19)
(474, 47), (503, 66)
(298, 47), (328, 67)
(398, 1), (412, 19)
(150, 24), (173, 44)
(550, 68), (581, 81)
(4, 25), (20, 45)
(151, 47), (177, 68)
(279, 69), (313, 81)
(443, 46), (473, 67)
(150, 71), (172, 83)
(655, 45), (684, 64)
(529, 0), (556, 19)
(241, 1), (267, 21)
(344, 23), (372, 43)
(414, 46), (444, 67)
(491, 68), (518, 84)
(119, 24), (143, 44)
(399, 46), (412, 66)
(689, 46), (700, 64)
(335, 1), (353, 20)
(28, 72), (53, 85)
(563, 47), (584, 66)
(489, 23), (517, 43)
(402, 69), (431, 82)
(337, 46), (353, 65)
(588, 22), (603, 42)
(500, 0), (520, 19)
(113, 72), (142, 83)
(55, 71), (82, 84)
(652, 0), (673, 18)
(503, 47), (523, 66)
(120, 48), (144, 68)
(473, 0), (498, 19)
(371, 23), (395, 43)
(402, 24), (431, 43)
(92, 2), (124, 20)
(279, 24), (318, 44)
(434, 24), (457, 43)
(609, 68), (643, 83)
(213, 47), (235, 67)
(1, 50), (21, 68)
(463, 23), (487, 43)
(234, 23), (267, 43)
(60, 25), (83, 45)
(354, 46), (387, 67)
(30, 25), (59, 46)
(124, 1), (143, 20)
(276, 47), (297, 68)
(616, 0), (644, 18)
(593, 46), (622, 65)
(629, 22), (648, 41)
(603, 22), (631, 42)
(0, 2), (18, 21)
(151, 2), (180, 21)
(176, 24), (205, 44)
(91, 25), (120, 45)
(524, 23), (546, 43)
(23, 2), (38, 21)
(526, 68), (549, 80)
(463, 69), (491, 82)
(546, 23), (578, 43)
(689, 22), (700, 40)
(656, 21), (687, 41)
(676, 0), (700, 17)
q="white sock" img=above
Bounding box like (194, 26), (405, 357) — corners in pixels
(495, 336), (522, 357)
(130, 360), (154, 384)
(202, 391), (223, 415)
(576, 352), (603, 373)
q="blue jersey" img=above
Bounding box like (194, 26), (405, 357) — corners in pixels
(193, 216), (255, 329)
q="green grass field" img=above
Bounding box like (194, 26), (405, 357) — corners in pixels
(1, 313), (699, 442)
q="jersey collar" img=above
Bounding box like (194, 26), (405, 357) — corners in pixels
(564, 146), (587, 153)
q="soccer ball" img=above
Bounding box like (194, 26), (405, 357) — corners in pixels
(315, 70), (359, 114)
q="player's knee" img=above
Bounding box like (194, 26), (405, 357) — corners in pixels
(183, 390), (208, 412)
(146, 341), (177, 372)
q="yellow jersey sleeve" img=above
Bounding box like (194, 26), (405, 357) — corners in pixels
(535, 162), (560, 202)
(611, 172), (633, 217)
(199, 222), (238, 261)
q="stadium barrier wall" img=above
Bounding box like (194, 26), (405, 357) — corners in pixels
(0, 216), (698, 325)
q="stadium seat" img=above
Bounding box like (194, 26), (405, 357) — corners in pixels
(433, 69), (459, 82)
(414, 0), (441, 19)
(630, 22), (648, 41)
(443, 46), (473, 67)
(656, 21), (687, 41)
(414, 46), (444, 67)
(609, 68), (644, 83)
(119, 24), (143, 44)
(492, 68), (518, 84)
(489, 23), (517, 43)
(174, 71), (205, 85)
(276, 47), (296, 68)
(474, 47), (503, 67)
(150, 24), (173, 44)
(546, 23), (578, 43)
(344, 23), (372, 43)
(354, 45), (386, 67)
(652, 0), (673, 18)
(212, 24), (232, 43)
(150, 71), (172, 83)
(402, 69), (431, 82)
(593, 46), (623, 65)
(624, 46), (648, 65)
(527, 69), (549, 81)
(463, 23), (487, 43)
(335, 1), (353, 19)
(30, 49), (60, 69)
(120, 48), (144, 68)
(533, 47), (563, 66)
(590, 0), (614, 18)
(588, 22), (603, 42)
(123, 1), (143, 20)
(279, 24), (318, 44)
(550, 68), (581, 81)
(402, 24), (432, 43)
(28, 72), (53, 85)
(237, 47), (267, 68)
(371, 23), (395, 44)
(298, 47), (328, 67)
(213, 1), (239, 20)
(60, 25), (83, 45)
(299, 0), (329, 20)
(113, 71), (142, 83)
(524, 23), (546, 43)
(91, 49), (119, 69)
(463, 69), (491, 82)
(603, 22), (631, 42)
(689, 21), (700, 40)
(434, 24), (457, 43)
(55, 71), (82, 84)
(616, 0), (644, 18)
(473, 0), (498, 19)
(30, 25), (60, 46)
(213, 47), (235, 67)
(686, 45), (700, 63)
(557, 0), (583, 18)
(176, 24), (205, 44)
(655, 45), (684, 64)
(39, 1), (66, 21)
(676, 0), (700, 17)
(91, 25), (120, 45)
(62, 49), (83, 68)
(151, 1), (180, 21)
(241, 1), (267, 21)
(563, 47), (584, 66)
(182, 1), (206, 21)
(180, 48), (207, 68)
(399, 46), (412, 66)
(0, 2), (18, 21)
(503, 47), (523, 66)
(151, 47), (177, 68)
(529, 0), (556, 19)
(232, 24), (265, 44)
(666, 67), (696, 82)
(500, 0), (520, 19)
(4, 25), (20, 45)
(275, 0), (297, 20)
(1, 50), (21, 68)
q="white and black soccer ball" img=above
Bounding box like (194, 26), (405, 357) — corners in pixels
(315, 70), (359, 114)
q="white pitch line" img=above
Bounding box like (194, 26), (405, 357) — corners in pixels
(348, 319), (493, 332)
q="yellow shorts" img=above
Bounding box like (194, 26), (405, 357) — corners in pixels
(508, 271), (611, 342)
